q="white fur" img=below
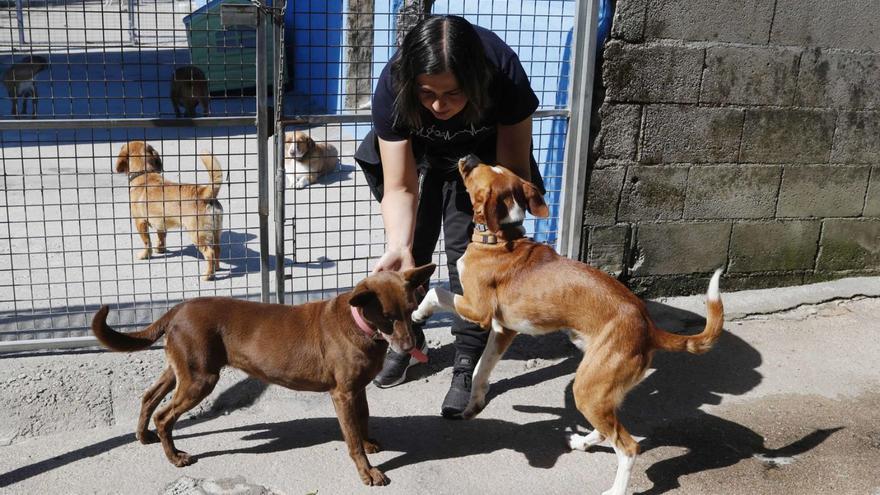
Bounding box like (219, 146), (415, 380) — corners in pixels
(500, 201), (525, 225)
(708, 268), (722, 301)
(605, 446), (636, 495)
(490, 166), (503, 174)
(464, 328), (509, 418)
(494, 315), (549, 336)
(412, 287), (457, 323)
(568, 429), (604, 451)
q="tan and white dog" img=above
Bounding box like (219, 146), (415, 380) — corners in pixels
(283, 130), (338, 189)
(412, 155), (725, 495)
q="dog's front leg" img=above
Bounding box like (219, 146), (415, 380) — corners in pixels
(330, 389), (388, 486)
(412, 287), (488, 327)
(463, 324), (516, 419)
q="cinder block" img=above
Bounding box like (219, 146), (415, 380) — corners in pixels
(729, 221), (821, 272)
(618, 165), (688, 221)
(585, 167), (626, 225)
(603, 41), (703, 103)
(865, 166), (880, 216)
(641, 105), (743, 164)
(643, 0), (775, 44)
(818, 219), (880, 270)
(777, 165), (872, 217)
(594, 104), (641, 160)
(684, 165), (782, 219)
(701, 46), (801, 106)
(632, 222), (730, 275)
(741, 109), (835, 163)
(831, 112), (880, 164)
(587, 225), (630, 276)
(798, 49), (880, 109)
(610, 0), (647, 42)
(771, 0), (880, 51)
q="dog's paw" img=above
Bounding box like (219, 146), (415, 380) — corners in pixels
(136, 430), (160, 445)
(295, 176), (310, 189)
(202, 273), (215, 282)
(462, 400), (485, 420)
(170, 451), (196, 467)
(137, 249), (152, 260)
(155, 246), (167, 254)
(361, 467), (389, 486)
(363, 438), (381, 454)
(567, 429), (604, 451)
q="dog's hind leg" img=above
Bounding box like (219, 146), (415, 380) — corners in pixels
(137, 367), (176, 444)
(153, 367), (219, 467)
(462, 324), (516, 419)
(570, 353), (643, 495)
(353, 389), (380, 453)
(156, 229), (167, 254)
(135, 219), (153, 259)
(330, 389), (388, 486)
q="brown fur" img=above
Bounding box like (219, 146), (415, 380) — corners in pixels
(283, 130), (338, 189)
(3, 55), (48, 118)
(115, 140), (224, 280)
(170, 65), (210, 118)
(413, 155), (725, 495)
(91, 264), (435, 485)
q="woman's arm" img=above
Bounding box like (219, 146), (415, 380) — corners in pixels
(373, 136), (420, 273)
(495, 115), (533, 181)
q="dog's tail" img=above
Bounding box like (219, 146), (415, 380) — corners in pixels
(91, 305), (178, 352)
(650, 269), (724, 354)
(198, 151), (224, 199)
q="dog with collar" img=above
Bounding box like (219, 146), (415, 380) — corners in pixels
(412, 155), (724, 495)
(283, 130), (338, 189)
(114, 141), (224, 281)
(91, 264), (434, 485)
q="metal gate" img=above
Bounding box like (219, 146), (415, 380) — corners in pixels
(0, 0), (594, 352)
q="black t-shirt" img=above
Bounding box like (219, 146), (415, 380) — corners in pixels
(371, 25), (539, 169)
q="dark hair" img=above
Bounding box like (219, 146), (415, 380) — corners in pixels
(390, 15), (494, 130)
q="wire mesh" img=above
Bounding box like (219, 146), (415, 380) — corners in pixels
(0, 0), (267, 343)
(0, 0), (578, 346)
(282, 0), (576, 301)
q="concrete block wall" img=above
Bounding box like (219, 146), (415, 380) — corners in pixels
(585, 0), (880, 296)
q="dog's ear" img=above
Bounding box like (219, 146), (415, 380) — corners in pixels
(457, 154), (481, 179)
(403, 263), (436, 290)
(484, 190), (504, 232)
(521, 180), (549, 218)
(115, 143), (129, 173)
(349, 282), (376, 308)
(144, 143), (163, 172)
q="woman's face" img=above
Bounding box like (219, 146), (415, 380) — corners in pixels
(416, 71), (468, 121)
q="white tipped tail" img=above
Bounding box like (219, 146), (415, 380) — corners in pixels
(707, 268), (723, 301)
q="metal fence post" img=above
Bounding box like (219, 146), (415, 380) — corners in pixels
(558, 0), (599, 259)
(256, 5), (271, 303)
(15, 0), (25, 45)
(273, 0), (287, 304)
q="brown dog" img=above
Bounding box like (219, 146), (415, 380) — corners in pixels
(115, 141), (223, 280)
(171, 65), (210, 118)
(91, 264), (435, 485)
(411, 155), (724, 495)
(283, 130), (338, 189)
(3, 55), (48, 118)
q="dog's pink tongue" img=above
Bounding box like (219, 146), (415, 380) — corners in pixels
(409, 347), (428, 363)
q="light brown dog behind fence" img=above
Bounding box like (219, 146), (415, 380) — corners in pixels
(115, 141), (224, 280)
(283, 130), (338, 189)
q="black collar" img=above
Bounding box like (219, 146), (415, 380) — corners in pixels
(128, 170), (153, 182)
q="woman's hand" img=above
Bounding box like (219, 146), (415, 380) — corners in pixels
(372, 246), (416, 274)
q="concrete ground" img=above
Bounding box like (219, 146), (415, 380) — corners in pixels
(1, 276), (879, 494)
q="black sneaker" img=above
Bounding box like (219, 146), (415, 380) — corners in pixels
(373, 337), (428, 389)
(441, 352), (477, 419)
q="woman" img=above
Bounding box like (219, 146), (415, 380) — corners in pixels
(354, 14), (545, 418)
